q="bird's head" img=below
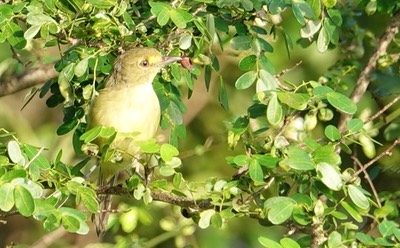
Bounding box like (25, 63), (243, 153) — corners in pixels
(106, 47), (182, 87)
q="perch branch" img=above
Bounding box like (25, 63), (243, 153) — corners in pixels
(337, 10), (400, 133)
(96, 185), (213, 210)
(0, 63), (58, 97)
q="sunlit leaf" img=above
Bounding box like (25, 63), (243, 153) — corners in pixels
(235, 71), (257, 89)
(281, 147), (314, 171)
(267, 93), (283, 126)
(316, 162), (342, 191)
(14, 185), (35, 217)
(348, 184), (370, 210)
(324, 125), (341, 141)
(326, 92), (357, 114)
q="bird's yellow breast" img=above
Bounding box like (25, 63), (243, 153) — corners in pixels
(88, 83), (160, 155)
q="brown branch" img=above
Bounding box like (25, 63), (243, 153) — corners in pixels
(354, 138), (400, 177)
(97, 185), (213, 210)
(0, 63), (58, 97)
(337, 10), (400, 133)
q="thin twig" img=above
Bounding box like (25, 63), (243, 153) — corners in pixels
(354, 139), (400, 176)
(338, 10), (400, 133)
(351, 155), (382, 208)
(24, 147), (45, 170)
(364, 95), (400, 125)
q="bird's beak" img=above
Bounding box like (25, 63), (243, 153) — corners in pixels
(158, 56), (182, 67)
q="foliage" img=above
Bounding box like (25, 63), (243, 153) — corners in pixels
(0, 0), (400, 247)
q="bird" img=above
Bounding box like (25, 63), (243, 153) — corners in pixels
(87, 47), (182, 236)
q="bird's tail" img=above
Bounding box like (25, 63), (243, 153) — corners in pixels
(95, 166), (115, 236)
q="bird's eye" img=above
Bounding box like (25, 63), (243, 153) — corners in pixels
(140, 60), (149, 67)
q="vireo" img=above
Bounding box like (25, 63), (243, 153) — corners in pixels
(87, 47), (182, 235)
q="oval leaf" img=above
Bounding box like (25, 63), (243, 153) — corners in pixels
(235, 71), (257, 89)
(277, 92), (310, 110)
(14, 185), (35, 217)
(317, 162), (343, 191)
(199, 209), (216, 229)
(267, 94), (283, 126)
(282, 147), (314, 171)
(324, 125), (341, 141)
(327, 92), (357, 114)
(249, 159), (264, 182)
(348, 184), (370, 210)
(0, 183), (15, 211)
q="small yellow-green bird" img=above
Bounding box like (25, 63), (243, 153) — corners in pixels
(87, 47), (182, 235)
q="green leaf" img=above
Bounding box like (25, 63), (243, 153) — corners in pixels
(267, 93), (283, 126)
(58, 63), (75, 105)
(179, 34), (192, 50)
(341, 201), (363, 223)
(230, 35), (252, 50)
(317, 26), (329, 53)
(347, 118), (364, 133)
(170, 9), (192, 28)
(157, 8), (170, 26)
(328, 231), (342, 248)
(239, 54), (257, 71)
(324, 125), (341, 141)
(264, 197), (296, 224)
(327, 8), (342, 26)
(280, 238), (301, 248)
(74, 58), (89, 77)
(61, 214), (80, 232)
(378, 220), (398, 237)
(277, 92), (310, 110)
(199, 209), (215, 229)
(282, 147), (314, 170)
(253, 154), (280, 168)
(59, 207), (89, 234)
(7, 140), (24, 164)
(259, 237), (283, 248)
(322, 0), (337, 8)
(14, 185), (35, 217)
(312, 145), (341, 166)
(257, 69), (279, 92)
(218, 76), (229, 110)
(249, 159), (264, 182)
(313, 85), (333, 96)
(78, 186), (99, 213)
(159, 166), (175, 177)
(24, 25), (41, 40)
(235, 71), (257, 89)
(0, 183), (15, 211)
(348, 184), (370, 210)
(0, 170), (27, 184)
(160, 143), (179, 162)
(86, 0), (117, 9)
(326, 92), (357, 114)
(149, 1), (170, 15)
(356, 232), (377, 245)
(6, 22), (27, 50)
(80, 126), (102, 143)
(211, 212), (223, 228)
(301, 19), (322, 38)
(316, 162), (342, 191)
(23, 145), (50, 170)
